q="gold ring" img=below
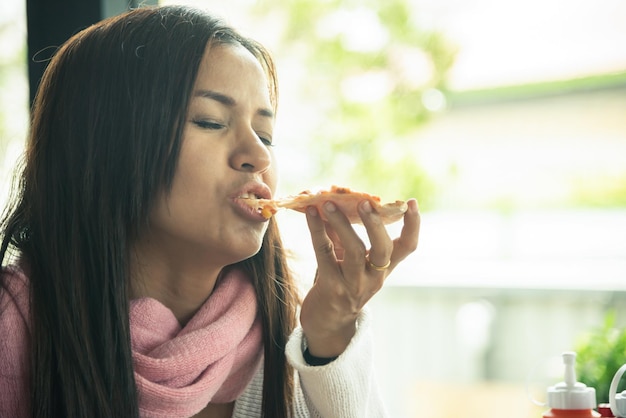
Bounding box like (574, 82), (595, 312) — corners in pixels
(366, 256), (391, 271)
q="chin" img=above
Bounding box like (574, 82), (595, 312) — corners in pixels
(229, 241), (265, 265)
(221, 227), (268, 265)
(247, 241), (265, 259)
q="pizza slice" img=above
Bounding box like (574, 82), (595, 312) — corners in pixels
(243, 185), (408, 225)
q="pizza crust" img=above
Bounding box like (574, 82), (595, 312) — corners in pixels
(243, 186), (408, 225)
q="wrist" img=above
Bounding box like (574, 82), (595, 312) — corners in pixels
(303, 320), (356, 358)
(303, 347), (338, 366)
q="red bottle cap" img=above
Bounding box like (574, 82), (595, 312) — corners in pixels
(598, 403), (615, 417)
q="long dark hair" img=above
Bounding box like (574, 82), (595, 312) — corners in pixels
(0, 5), (298, 417)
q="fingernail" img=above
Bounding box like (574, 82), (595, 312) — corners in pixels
(324, 201), (336, 213)
(307, 206), (318, 217)
(362, 200), (372, 213)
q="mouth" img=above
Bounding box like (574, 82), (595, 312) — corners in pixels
(232, 183), (276, 220)
(234, 181), (272, 201)
(236, 192), (268, 201)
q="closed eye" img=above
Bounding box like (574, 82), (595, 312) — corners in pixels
(191, 118), (274, 146)
(257, 134), (273, 147)
(192, 119), (225, 130)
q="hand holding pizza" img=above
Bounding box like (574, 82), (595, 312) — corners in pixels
(298, 190), (420, 360)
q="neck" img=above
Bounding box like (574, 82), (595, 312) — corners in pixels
(130, 236), (225, 326)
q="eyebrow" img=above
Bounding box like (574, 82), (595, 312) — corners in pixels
(194, 89), (274, 119)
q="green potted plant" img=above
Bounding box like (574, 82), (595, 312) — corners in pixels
(576, 311), (626, 405)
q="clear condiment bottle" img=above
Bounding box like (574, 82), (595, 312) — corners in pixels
(542, 352), (601, 418)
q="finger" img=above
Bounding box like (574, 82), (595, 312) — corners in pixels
(323, 222), (345, 261)
(321, 201), (366, 266)
(390, 198), (421, 268)
(358, 200), (393, 269)
(305, 205), (340, 271)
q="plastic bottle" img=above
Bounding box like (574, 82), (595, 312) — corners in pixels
(609, 364), (626, 417)
(542, 352), (601, 418)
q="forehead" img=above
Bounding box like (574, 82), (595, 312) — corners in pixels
(194, 43), (271, 99)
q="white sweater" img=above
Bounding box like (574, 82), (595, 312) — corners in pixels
(233, 310), (387, 418)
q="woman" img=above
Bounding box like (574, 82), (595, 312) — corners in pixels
(0, 5), (420, 418)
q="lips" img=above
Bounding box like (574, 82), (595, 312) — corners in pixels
(230, 181), (274, 221)
(232, 181), (272, 201)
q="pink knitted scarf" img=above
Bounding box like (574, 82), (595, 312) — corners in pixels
(130, 267), (263, 418)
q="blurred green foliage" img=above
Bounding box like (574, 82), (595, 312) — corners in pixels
(576, 311), (626, 404)
(0, 20), (27, 159)
(571, 175), (626, 208)
(253, 0), (456, 206)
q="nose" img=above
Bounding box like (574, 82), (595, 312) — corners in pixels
(230, 127), (272, 173)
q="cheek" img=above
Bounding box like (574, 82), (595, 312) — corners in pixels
(168, 166), (203, 206)
(176, 142), (218, 192)
(266, 152), (279, 193)
(162, 152), (217, 222)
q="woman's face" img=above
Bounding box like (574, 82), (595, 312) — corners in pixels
(145, 43), (278, 267)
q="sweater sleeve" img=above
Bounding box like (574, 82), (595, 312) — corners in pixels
(285, 309), (388, 418)
(0, 268), (31, 418)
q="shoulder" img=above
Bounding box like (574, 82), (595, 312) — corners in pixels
(0, 264), (31, 325)
(1, 263), (32, 361)
(0, 264), (31, 417)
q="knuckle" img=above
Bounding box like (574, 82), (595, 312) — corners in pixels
(354, 243), (367, 259)
(316, 241), (335, 257)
